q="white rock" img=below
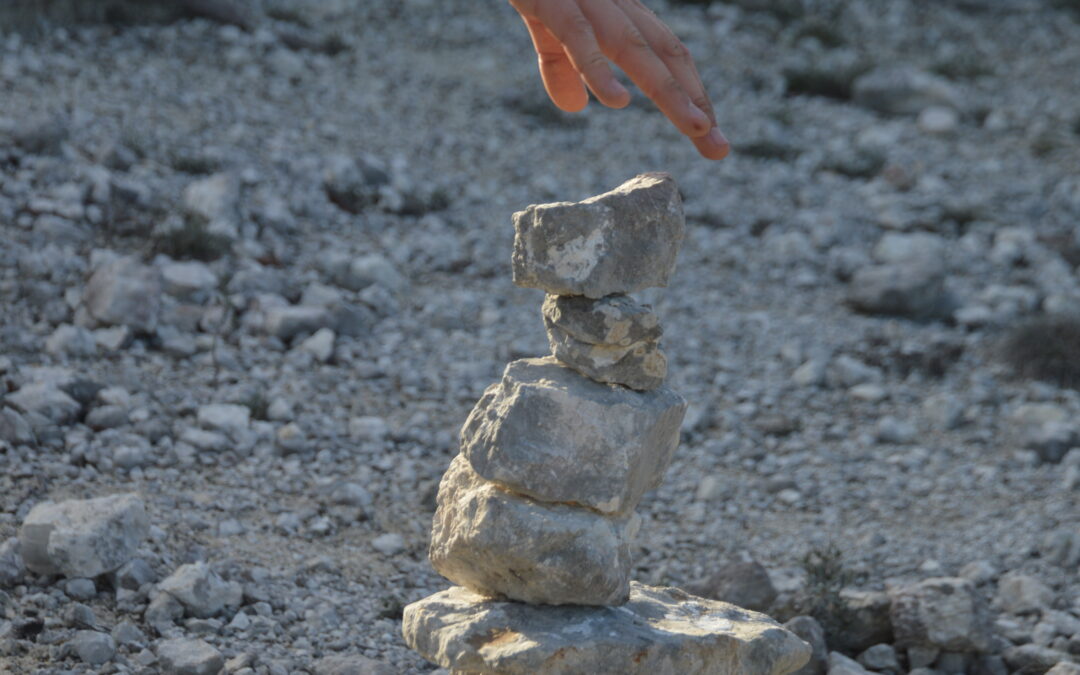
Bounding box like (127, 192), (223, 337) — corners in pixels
(196, 403), (250, 436)
(160, 260), (218, 301)
(157, 562), (242, 618)
(83, 256), (162, 332)
(460, 357), (686, 514)
(19, 494), (149, 578)
(45, 324), (97, 357)
(371, 533), (405, 556)
(888, 577), (993, 653)
(403, 582), (812, 675)
(296, 327), (335, 362)
(918, 106), (959, 134)
(429, 455), (638, 606)
(182, 173), (237, 224)
(263, 305), (332, 341)
(348, 415), (390, 442)
(6, 382), (81, 425)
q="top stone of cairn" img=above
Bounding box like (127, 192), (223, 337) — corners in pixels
(512, 173), (684, 298)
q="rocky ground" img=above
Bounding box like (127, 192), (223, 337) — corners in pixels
(1, 0), (1079, 673)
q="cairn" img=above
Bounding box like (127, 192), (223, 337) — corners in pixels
(403, 174), (810, 674)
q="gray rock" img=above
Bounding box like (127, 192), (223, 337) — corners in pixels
(1025, 422), (1080, 464)
(852, 67), (962, 116)
(182, 173), (238, 227)
(296, 327), (335, 362)
(156, 637), (225, 675)
(1046, 663), (1080, 675)
(323, 154), (390, 214)
(45, 324), (97, 357)
(512, 173), (684, 298)
(547, 323), (667, 390)
(688, 559), (778, 612)
(876, 417), (917, 445)
(0, 407), (35, 445)
(332, 253), (406, 294)
(6, 383), (81, 426)
(848, 262), (953, 320)
(888, 577), (993, 653)
(312, 654), (395, 675)
(460, 357), (686, 514)
(112, 558), (156, 590)
(828, 652), (871, 675)
(111, 620), (146, 647)
(0, 538), (25, 586)
(784, 615), (828, 675)
(64, 577), (96, 600)
(403, 582), (812, 675)
(429, 454), (638, 606)
(263, 305), (333, 341)
(997, 573), (1055, 614)
(834, 590), (894, 653)
(857, 644), (899, 672)
(160, 260), (219, 301)
(196, 403), (250, 437)
(1003, 645), (1070, 674)
(19, 494), (149, 578)
(68, 630), (115, 665)
(158, 561), (243, 618)
(145, 591), (184, 631)
(84, 256), (162, 332)
(542, 294), (662, 347)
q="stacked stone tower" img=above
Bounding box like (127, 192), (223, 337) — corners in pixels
(403, 174), (810, 675)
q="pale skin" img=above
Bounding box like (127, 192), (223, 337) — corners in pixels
(509, 0), (730, 160)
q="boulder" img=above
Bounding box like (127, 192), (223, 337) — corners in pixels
(512, 173), (684, 298)
(403, 582), (812, 675)
(19, 494), (149, 578)
(429, 455), (637, 606)
(460, 357), (686, 515)
(888, 577), (993, 653)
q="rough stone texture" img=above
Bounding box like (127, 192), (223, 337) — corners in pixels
(156, 637), (225, 675)
(847, 262), (954, 320)
(263, 305), (333, 341)
(997, 572), (1055, 614)
(547, 323), (667, 391)
(1046, 663), (1080, 675)
(833, 590), (895, 653)
(888, 577), (993, 653)
(157, 561), (243, 618)
(403, 582), (811, 675)
(6, 383), (81, 426)
(511, 173), (684, 298)
(429, 455), (638, 606)
(542, 294), (662, 347)
(784, 616), (828, 675)
(1004, 645), (1072, 675)
(69, 630), (116, 665)
(83, 256), (162, 332)
(460, 357), (686, 515)
(827, 652), (871, 675)
(0, 537), (26, 586)
(19, 494), (149, 578)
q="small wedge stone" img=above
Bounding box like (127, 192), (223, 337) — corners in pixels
(460, 357), (686, 514)
(512, 173), (684, 298)
(542, 294), (662, 347)
(402, 582), (812, 675)
(547, 325), (667, 390)
(429, 455), (638, 606)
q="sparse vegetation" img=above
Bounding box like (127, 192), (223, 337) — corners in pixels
(999, 315), (1080, 388)
(795, 544), (857, 641)
(152, 217), (232, 262)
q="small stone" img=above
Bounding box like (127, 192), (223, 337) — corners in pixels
(828, 652), (871, 675)
(0, 538), (25, 586)
(6, 382), (81, 426)
(687, 559), (778, 612)
(888, 577), (993, 653)
(19, 494), (149, 578)
(1025, 422), (1080, 464)
(847, 262), (953, 320)
(834, 590), (895, 653)
(112, 558), (156, 590)
(959, 560), (997, 585)
(263, 305), (333, 341)
(852, 67), (962, 116)
(160, 260), (219, 301)
(403, 582), (811, 675)
(371, 533), (405, 556)
(857, 644), (899, 673)
(997, 572), (1055, 614)
(333, 253), (406, 294)
(111, 620), (146, 647)
(348, 416), (390, 441)
(460, 357), (686, 514)
(45, 324), (97, 357)
(918, 106), (959, 134)
(1047, 663), (1080, 675)
(546, 323), (667, 390)
(196, 403), (250, 436)
(68, 630), (115, 665)
(542, 294), (662, 347)
(156, 637), (225, 675)
(84, 256), (162, 332)
(784, 616), (828, 675)
(313, 654), (395, 675)
(793, 359), (828, 387)
(512, 173), (684, 298)
(429, 455), (637, 606)
(182, 173), (238, 225)
(157, 562), (242, 618)
(1003, 645), (1070, 674)
(64, 578), (96, 600)
(145, 591), (184, 630)
(850, 384), (887, 402)
(876, 417), (917, 444)
(275, 422), (308, 454)
(0, 408), (35, 445)
(923, 393), (965, 430)
(296, 327), (335, 362)
(908, 646), (940, 669)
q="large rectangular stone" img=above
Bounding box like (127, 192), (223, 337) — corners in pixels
(429, 455), (638, 606)
(511, 173), (684, 298)
(460, 357), (686, 515)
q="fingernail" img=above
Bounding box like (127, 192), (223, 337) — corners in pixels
(708, 127), (728, 147)
(610, 79), (629, 99)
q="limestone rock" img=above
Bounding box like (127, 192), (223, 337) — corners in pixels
(847, 262), (954, 320)
(19, 494), (149, 578)
(157, 561), (243, 618)
(888, 577), (993, 653)
(688, 559), (778, 613)
(83, 256), (162, 332)
(784, 616), (827, 675)
(512, 173), (684, 298)
(403, 582), (811, 675)
(6, 382), (81, 426)
(827, 652), (870, 675)
(542, 294), (662, 347)
(997, 572), (1055, 614)
(460, 357), (686, 514)
(68, 630), (116, 665)
(547, 323), (667, 391)
(429, 455), (638, 606)
(156, 637), (225, 675)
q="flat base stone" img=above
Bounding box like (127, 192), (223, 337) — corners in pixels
(403, 582), (812, 675)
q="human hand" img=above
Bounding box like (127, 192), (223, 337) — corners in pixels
(509, 0), (729, 160)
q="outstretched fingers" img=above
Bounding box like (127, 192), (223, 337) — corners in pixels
(522, 16), (589, 112)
